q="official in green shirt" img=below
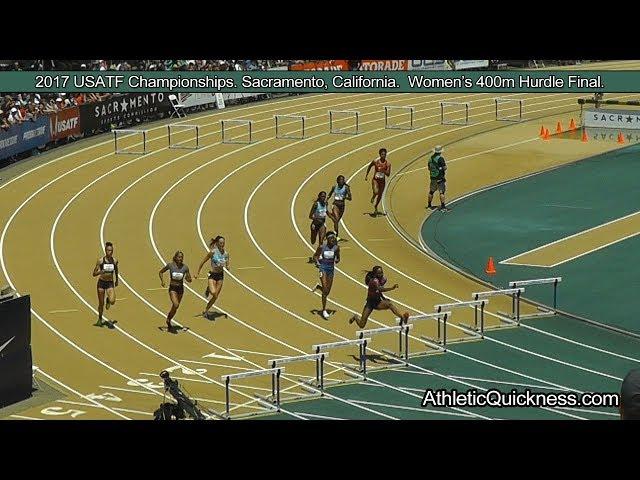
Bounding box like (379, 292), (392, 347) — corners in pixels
(427, 145), (448, 211)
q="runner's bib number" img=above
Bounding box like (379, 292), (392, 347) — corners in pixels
(323, 250), (335, 260)
(375, 171), (385, 179)
(171, 272), (184, 281)
(103, 264), (115, 272)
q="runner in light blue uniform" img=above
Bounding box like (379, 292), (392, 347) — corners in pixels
(312, 231), (340, 319)
(196, 235), (230, 319)
(308, 191), (328, 260)
(328, 175), (352, 241)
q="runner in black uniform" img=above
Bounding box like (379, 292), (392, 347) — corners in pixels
(92, 241), (118, 328)
(348, 266), (409, 328)
(327, 175), (352, 241)
(159, 251), (192, 333)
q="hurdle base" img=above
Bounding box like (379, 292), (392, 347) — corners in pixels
(380, 349), (409, 364)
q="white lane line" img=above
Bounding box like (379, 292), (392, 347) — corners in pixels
(283, 256), (311, 260)
(146, 287), (166, 291)
(348, 399), (476, 418)
(57, 400), (152, 417)
(99, 385), (154, 395)
(500, 209), (640, 265)
(396, 136), (540, 177)
(544, 204), (593, 210)
(235, 266), (265, 270)
(297, 412), (347, 420)
(48, 309), (79, 314)
(229, 348), (288, 357)
(201, 353), (245, 361)
(36, 366), (130, 420)
(10, 415), (43, 420)
(178, 359), (256, 371)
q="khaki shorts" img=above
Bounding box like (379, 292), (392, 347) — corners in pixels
(429, 178), (446, 194)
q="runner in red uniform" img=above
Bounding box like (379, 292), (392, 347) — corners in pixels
(365, 148), (391, 216)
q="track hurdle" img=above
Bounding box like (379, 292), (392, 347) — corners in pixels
(221, 367), (283, 419)
(221, 119), (253, 144)
(508, 277), (562, 319)
(329, 110), (360, 135)
(274, 114), (306, 139)
(313, 338), (369, 380)
(384, 105), (415, 130)
(113, 129), (148, 155)
(472, 287), (525, 327)
(435, 299), (489, 340)
(268, 352), (328, 394)
(397, 311), (452, 352)
(356, 324), (413, 366)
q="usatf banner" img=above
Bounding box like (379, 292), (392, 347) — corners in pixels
(79, 92), (171, 130)
(0, 117), (50, 160)
(49, 106), (81, 140)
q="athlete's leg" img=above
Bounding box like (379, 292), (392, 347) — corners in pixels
(96, 286), (106, 326)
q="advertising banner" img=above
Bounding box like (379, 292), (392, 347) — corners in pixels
(49, 106), (81, 140)
(453, 60), (490, 70)
(178, 93), (217, 108)
(583, 109), (640, 129)
(79, 92), (171, 131)
(408, 60), (451, 71)
(359, 60), (408, 71)
(290, 60), (349, 71)
(0, 117), (51, 160)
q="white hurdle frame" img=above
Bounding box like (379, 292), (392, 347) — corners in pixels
(472, 288), (525, 327)
(384, 105), (415, 130)
(329, 110), (360, 135)
(268, 352), (328, 393)
(509, 277), (562, 319)
(313, 338), (369, 379)
(398, 311), (452, 352)
(221, 367), (283, 418)
(356, 324), (413, 365)
(435, 299), (489, 339)
(167, 124), (200, 149)
(494, 97), (524, 122)
(439, 101), (470, 125)
(221, 119), (253, 144)
(113, 129), (148, 155)
(274, 114), (306, 139)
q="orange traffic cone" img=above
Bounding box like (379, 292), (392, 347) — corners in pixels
(617, 132), (625, 144)
(540, 125), (546, 137)
(542, 128), (550, 140)
(485, 257), (497, 275)
(581, 129), (588, 142)
(569, 118), (576, 131)
(556, 121), (563, 134)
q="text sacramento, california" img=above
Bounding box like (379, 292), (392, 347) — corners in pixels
(126, 74), (401, 90)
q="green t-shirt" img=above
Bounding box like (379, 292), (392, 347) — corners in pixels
(428, 154), (446, 179)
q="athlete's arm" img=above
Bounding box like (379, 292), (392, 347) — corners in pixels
(309, 202), (317, 220)
(313, 246), (322, 264)
(159, 264), (169, 287)
(327, 186), (335, 199)
(92, 258), (102, 277)
(185, 268), (192, 283)
(379, 284), (399, 292)
(196, 252), (212, 278)
(335, 247), (341, 264)
(365, 161), (375, 180)
(114, 260), (119, 287)
(385, 163), (391, 177)
(345, 185), (352, 201)
(225, 254), (230, 270)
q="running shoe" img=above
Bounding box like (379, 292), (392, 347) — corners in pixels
(322, 310), (330, 319)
